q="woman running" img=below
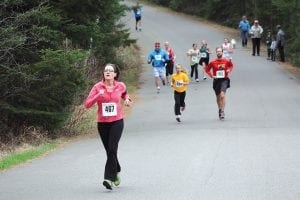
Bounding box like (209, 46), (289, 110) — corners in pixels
(84, 63), (132, 190)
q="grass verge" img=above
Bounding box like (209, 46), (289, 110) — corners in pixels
(0, 142), (57, 171)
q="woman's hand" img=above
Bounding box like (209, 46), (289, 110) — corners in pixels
(124, 98), (132, 107)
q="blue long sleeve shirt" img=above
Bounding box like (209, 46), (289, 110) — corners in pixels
(239, 20), (250, 32)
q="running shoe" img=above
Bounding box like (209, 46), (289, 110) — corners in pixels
(219, 111), (225, 120)
(203, 77), (207, 80)
(196, 78), (199, 82)
(181, 106), (186, 112)
(176, 115), (181, 122)
(157, 87), (160, 94)
(113, 173), (121, 186)
(103, 179), (113, 190)
(162, 80), (166, 85)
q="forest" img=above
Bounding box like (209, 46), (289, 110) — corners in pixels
(0, 0), (134, 145)
(149, 0), (300, 66)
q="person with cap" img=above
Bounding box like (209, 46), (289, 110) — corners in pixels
(238, 15), (250, 47)
(276, 24), (285, 62)
(147, 42), (170, 93)
(249, 20), (263, 56)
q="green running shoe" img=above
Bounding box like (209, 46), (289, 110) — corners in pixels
(103, 179), (113, 190)
(113, 173), (121, 186)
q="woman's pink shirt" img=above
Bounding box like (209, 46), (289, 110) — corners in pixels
(84, 80), (129, 122)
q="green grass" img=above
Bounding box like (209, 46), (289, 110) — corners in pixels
(0, 142), (58, 171)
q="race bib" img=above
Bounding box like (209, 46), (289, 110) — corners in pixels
(191, 56), (199, 62)
(137, 10), (141, 15)
(216, 70), (225, 78)
(102, 103), (117, 117)
(154, 55), (162, 61)
(201, 53), (207, 58)
(175, 80), (183, 88)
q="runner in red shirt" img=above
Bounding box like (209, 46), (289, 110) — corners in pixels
(205, 47), (233, 120)
(164, 41), (176, 84)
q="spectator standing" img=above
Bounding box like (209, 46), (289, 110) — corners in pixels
(270, 37), (277, 61)
(238, 16), (250, 47)
(276, 25), (285, 62)
(249, 20), (263, 56)
(266, 30), (272, 60)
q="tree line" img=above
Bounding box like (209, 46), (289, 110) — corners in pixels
(148, 0), (300, 66)
(0, 0), (133, 144)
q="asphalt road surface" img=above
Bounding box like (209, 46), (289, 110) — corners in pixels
(1, 2), (300, 200)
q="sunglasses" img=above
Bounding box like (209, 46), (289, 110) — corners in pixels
(104, 69), (114, 72)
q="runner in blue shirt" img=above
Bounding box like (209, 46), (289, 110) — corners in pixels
(133, 2), (142, 31)
(148, 42), (169, 93)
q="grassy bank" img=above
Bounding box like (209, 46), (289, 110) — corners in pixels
(0, 142), (57, 170)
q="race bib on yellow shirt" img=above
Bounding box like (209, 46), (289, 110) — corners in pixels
(102, 103), (117, 117)
(175, 80), (183, 88)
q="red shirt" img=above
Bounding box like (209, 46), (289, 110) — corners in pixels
(166, 48), (175, 64)
(205, 58), (233, 78)
(84, 80), (129, 122)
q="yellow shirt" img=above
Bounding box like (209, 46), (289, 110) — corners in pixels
(171, 72), (189, 93)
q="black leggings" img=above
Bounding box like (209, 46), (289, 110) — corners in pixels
(190, 63), (198, 79)
(97, 119), (124, 181)
(252, 38), (261, 55)
(165, 61), (174, 77)
(174, 91), (186, 115)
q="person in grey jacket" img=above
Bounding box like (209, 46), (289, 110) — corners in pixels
(276, 25), (285, 62)
(249, 20), (263, 56)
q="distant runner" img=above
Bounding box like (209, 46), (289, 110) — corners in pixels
(221, 38), (233, 60)
(147, 42), (169, 93)
(133, 2), (142, 31)
(164, 41), (176, 84)
(171, 64), (189, 122)
(205, 47), (234, 120)
(187, 43), (200, 82)
(199, 40), (211, 80)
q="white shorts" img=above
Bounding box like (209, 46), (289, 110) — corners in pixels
(153, 67), (166, 78)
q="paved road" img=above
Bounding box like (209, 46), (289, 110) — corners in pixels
(1, 2), (300, 200)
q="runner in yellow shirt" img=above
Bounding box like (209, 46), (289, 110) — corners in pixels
(171, 64), (189, 122)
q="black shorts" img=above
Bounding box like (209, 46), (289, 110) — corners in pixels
(135, 16), (141, 22)
(199, 58), (209, 66)
(213, 78), (230, 95)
